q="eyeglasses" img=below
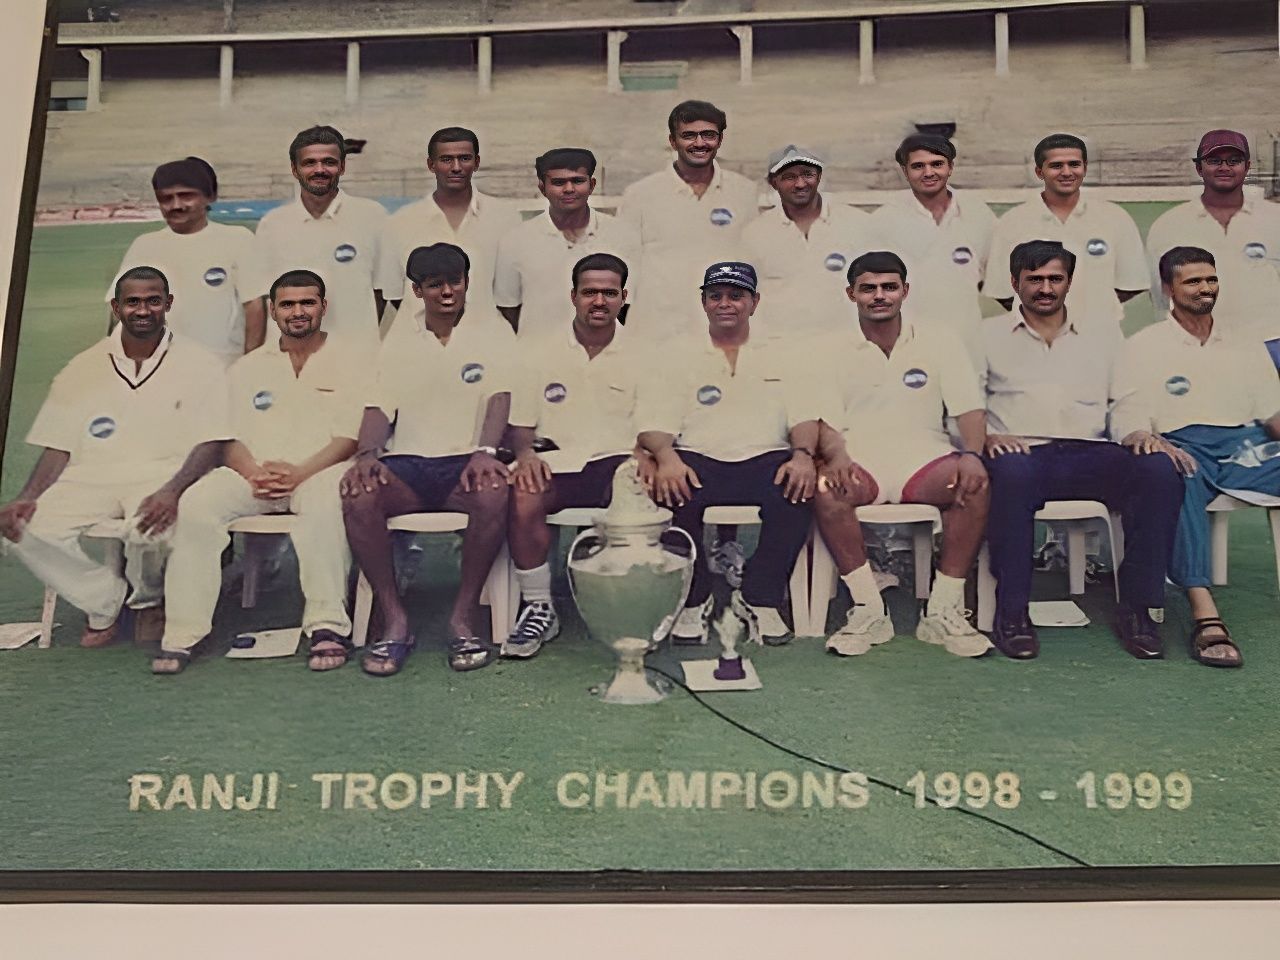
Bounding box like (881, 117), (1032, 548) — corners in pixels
(1198, 155), (1247, 169)
(677, 130), (722, 143)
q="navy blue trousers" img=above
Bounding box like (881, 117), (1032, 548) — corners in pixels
(671, 449), (811, 608)
(984, 440), (1183, 618)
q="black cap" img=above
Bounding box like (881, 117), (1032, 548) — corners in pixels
(700, 261), (758, 293)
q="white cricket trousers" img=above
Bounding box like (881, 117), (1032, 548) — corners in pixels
(161, 464), (351, 651)
(10, 466), (175, 630)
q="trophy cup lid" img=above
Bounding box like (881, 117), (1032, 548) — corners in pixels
(599, 457), (671, 535)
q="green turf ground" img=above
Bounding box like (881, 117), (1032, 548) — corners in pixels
(1, 209), (1278, 873)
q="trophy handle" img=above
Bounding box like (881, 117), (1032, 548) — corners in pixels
(653, 525), (698, 643)
(564, 526), (603, 615)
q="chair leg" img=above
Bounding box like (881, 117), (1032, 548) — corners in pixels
(1269, 509), (1280, 595)
(1105, 517), (1122, 603)
(1211, 510), (1230, 586)
(912, 522), (933, 601)
(241, 533), (274, 609)
(977, 543), (996, 633)
(805, 530), (838, 638)
(352, 571), (373, 648)
(789, 530), (812, 637)
(484, 542), (515, 642)
(39, 587), (57, 649)
(1066, 522), (1087, 595)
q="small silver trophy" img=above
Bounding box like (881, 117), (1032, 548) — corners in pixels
(566, 458), (695, 704)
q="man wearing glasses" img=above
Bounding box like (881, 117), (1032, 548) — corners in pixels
(1146, 130), (1280, 342)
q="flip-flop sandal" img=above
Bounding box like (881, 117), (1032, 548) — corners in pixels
(448, 636), (494, 672)
(1189, 618), (1243, 669)
(306, 630), (354, 672)
(151, 637), (205, 676)
(361, 635), (416, 677)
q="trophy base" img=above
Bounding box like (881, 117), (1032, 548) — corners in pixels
(681, 657), (762, 692)
(596, 666), (672, 705)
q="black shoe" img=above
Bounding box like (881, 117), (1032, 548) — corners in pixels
(1115, 604), (1165, 660)
(992, 610), (1039, 660)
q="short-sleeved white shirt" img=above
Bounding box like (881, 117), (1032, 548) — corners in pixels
(741, 198), (874, 338)
(617, 163), (761, 339)
(869, 189), (997, 356)
(1145, 195), (1280, 342)
(1111, 314), (1280, 439)
(245, 191), (388, 351)
(509, 326), (643, 473)
(982, 191), (1149, 328)
(636, 331), (820, 462)
(27, 328), (231, 484)
(372, 315), (515, 460)
(229, 335), (372, 465)
(375, 191), (521, 307)
(108, 222), (256, 360)
(816, 322), (982, 466)
(492, 208), (640, 343)
(980, 308), (1122, 442)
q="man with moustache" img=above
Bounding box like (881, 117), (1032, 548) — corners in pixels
(342, 243), (514, 676)
(377, 127), (520, 331)
(983, 134), (1148, 328)
(1112, 246), (1280, 669)
(870, 134), (997, 363)
(637, 262), (818, 645)
(109, 158), (265, 361)
(494, 147), (639, 342)
(1146, 131), (1280, 342)
(981, 241), (1183, 661)
(502, 253), (643, 657)
(741, 144), (873, 338)
(156, 270), (370, 675)
(0, 267), (229, 649)
(246, 126), (389, 351)
(810, 252), (991, 658)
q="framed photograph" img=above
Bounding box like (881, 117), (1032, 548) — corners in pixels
(2, 0), (1279, 906)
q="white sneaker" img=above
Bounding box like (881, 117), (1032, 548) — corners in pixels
(825, 604), (895, 657)
(916, 601), (992, 658)
(502, 601), (560, 659)
(708, 539), (746, 588)
(671, 596), (714, 645)
(730, 590), (790, 646)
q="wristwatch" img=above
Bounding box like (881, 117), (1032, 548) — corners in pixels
(474, 445), (499, 457)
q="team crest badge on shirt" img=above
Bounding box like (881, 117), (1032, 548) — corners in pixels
(203, 266), (228, 286)
(902, 368), (929, 389)
(461, 363), (485, 384)
(697, 384), (723, 405)
(709, 208), (734, 227)
(1244, 242), (1267, 260)
(951, 246), (973, 265)
(252, 390), (274, 411)
(1085, 238), (1109, 257)
(88, 415), (116, 439)
(544, 382), (568, 403)
(824, 253), (847, 272)
(334, 243), (358, 263)
(1164, 375), (1191, 396)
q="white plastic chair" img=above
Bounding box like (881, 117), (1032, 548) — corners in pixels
(1207, 493), (1280, 589)
(38, 518), (128, 648)
(976, 500), (1124, 632)
(802, 504), (942, 638)
(351, 513), (514, 648)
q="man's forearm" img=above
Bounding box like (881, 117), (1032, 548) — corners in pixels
(164, 440), (226, 494)
(638, 430), (677, 459)
(815, 421), (847, 462)
(477, 393), (511, 449)
(954, 409), (986, 454)
(1264, 412), (1280, 440)
(18, 448), (70, 500)
(787, 420), (820, 456)
(243, 298), (267, 353)
(509, 425), (536, 459)
(498, 305), (521, 334)
(297, 437), (359, 479)
(224, 439), (260, 478)
(355, 408), (392, 458)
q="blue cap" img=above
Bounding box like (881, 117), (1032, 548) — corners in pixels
(700, 261), (758, 293)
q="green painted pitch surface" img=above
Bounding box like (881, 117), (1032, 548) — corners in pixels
(1, 207), (1278, 873)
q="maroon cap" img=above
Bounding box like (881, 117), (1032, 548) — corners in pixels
(1196, 129), (1250, 161)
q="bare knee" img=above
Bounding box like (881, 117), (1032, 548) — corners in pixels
(463, 483), (509, 518)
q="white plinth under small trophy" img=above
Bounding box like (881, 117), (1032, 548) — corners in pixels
(680, 603), (763, 692)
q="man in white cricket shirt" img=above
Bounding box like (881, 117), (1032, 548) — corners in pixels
(0, 267), (229, 649)
(109, 157), (264, 362)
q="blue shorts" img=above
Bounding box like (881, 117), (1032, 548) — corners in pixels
(381, 454), (469, 511)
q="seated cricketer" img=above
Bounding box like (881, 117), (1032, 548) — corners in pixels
(156, 269), (371, 675)
(504, 253), (644, 658)
(812, 251), (992, 659)
(0, 266), (229, 647)
(981, 240), (1183, 661)
(637, 261), (818, 645)
(341, 242), (514, 677)
(1111, 245), (1280, 669)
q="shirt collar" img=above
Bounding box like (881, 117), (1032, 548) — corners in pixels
(1191, 194), (1258, 218)
(566, 320), (625, 356)
(1036, 189), (1088, 220)
(1008, 307), (1079, 339)
(897, 187), (962, 225)
(767, 195), (832, 228)
(538, 207), (600, 239)
(291, 189), (345, 221)
(106, 326), (174, 386)
(669, 161), (725, 197)
(423, 189), (484, 220)
(1164, 311), (1223, 346)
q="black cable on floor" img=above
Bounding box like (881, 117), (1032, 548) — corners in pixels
(647, 665), (1092, 868)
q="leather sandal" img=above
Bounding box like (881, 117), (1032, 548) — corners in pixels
(1188, 618), (1242, 669)
(306, 629), (354, 672)
(361, 635), (415, 677)
(447, 636), (494, 672)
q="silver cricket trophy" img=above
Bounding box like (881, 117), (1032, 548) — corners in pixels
(566, 458), (695, 704)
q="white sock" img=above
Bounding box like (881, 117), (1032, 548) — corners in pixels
(841, 564), (885, 615)
(516, 564), (552, 605)
(927, 573), (965, 615)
